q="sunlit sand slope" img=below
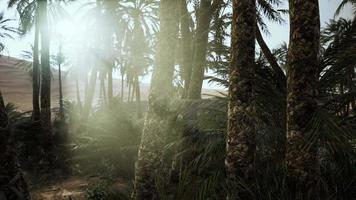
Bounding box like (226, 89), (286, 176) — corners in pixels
(0, 56), (221, 111)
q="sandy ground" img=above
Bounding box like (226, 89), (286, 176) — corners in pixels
(30, 176), (129, 200)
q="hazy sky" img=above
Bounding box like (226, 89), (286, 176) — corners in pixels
(0, 0), (354, 88)
(0, 0), (353, 58)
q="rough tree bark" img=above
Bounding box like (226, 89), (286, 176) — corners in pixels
(0, 91), (31, 200)
(58, 45), (64, 119)
(286, 0), (321, 192)
(187, 0), (215, 99)
(39, 0), (52, 150)
(225, 0), (256, 198)
(179, 0), (193, 98)
(32, 10), (40, 121)
(133, 0), (178, 199)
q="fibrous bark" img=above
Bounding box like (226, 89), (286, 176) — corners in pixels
(133, 0), (178, 199)
(188, 0), (212, 99)
(286, 0), (320, 189)
(39, 0), (52, 150)
(225, 0), (256, 198)
(179, 0), (193, 98)
(187, 0), (218, 99)
(32, 9), (40, 121)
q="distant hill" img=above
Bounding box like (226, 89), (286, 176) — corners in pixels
(0, 55), (222, 111)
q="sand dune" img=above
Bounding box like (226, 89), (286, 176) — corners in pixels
(0, 56), (150, 111)
(0, 55), (221, 111)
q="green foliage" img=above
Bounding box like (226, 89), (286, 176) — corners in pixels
(85, 180), (131, 200)
(86, 181), (111, 200)
(0, 13), (17, 52)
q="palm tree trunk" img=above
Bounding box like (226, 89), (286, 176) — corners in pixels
(58, 62), (64, 119)
(131, 81), (135, 102)
(286, 0), (320, 192)
(179, 0), (193, 98)
(75, 78), (82, 109)
(0, 91), (31, 200)
(256, 25), (286, 91)
(133, 0), (178, 199)
(107, 66), (113, 106)
(225, 0), (256, 198)
(187, 0), (214, 99)
(39, 0), (52, 150)
(83, 68), (98, 121)
(32, 10), (40, 121)
(255, 25), (286, 165)
(121, 72), (124, 102)
(134, 74), (142, 118)
(128, 80), (131, 103)
(100, 72), (107, 106)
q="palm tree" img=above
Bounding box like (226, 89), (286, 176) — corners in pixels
(285, 0), (321, 192)
(0, 91), (31, 200)
(336, 0), (356, 16)
(8, 0), (41, 121)
(32, 12), (41, 121)
(37, 0), (52, 150)
(178, 0), (194, 98)
(133, 0), (179, 198)
(51, 44), (65, 118)
(8, 0), (68, 147)
(187, 0), (223, 99)
(225, 0), (256, 198)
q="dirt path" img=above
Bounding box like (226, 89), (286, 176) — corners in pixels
(30, 176), (128, 200)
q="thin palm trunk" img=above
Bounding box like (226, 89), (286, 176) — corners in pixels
(32, 10), (40, 121)
(225, 0), (256, 198)
(107, 66), (113, 106)
(121, 72), (124, 102)
(179, 0), (193, 98)
(83, 67), (98, 121)
(75, 78), (82, 109)
(128, 80), (131, 102)
(133, 0), (178, 198)
(134, 74), (142, 117)
(187, 0), (214, 99)
(100, 72), (107, 106)
(255, 25), (286, 164)
(256, 26), (286, 91)
(131, 81), (135, 102)
(58, 63), (64, 118)
(39, 0), (52, 150)
(286, 0), (321, 192)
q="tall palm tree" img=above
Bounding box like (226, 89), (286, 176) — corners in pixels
(225, 0), (256, 199)
(32, 12), (41, 121)
(51, 44), (65, 118)
(178, 0), (193, 98)
(8, 0), (41, 121)
(37, 0), (52, 150)
(187, 0), (222, 99)
(285, 0), (321, 192)
(133, 0), (179, 199)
